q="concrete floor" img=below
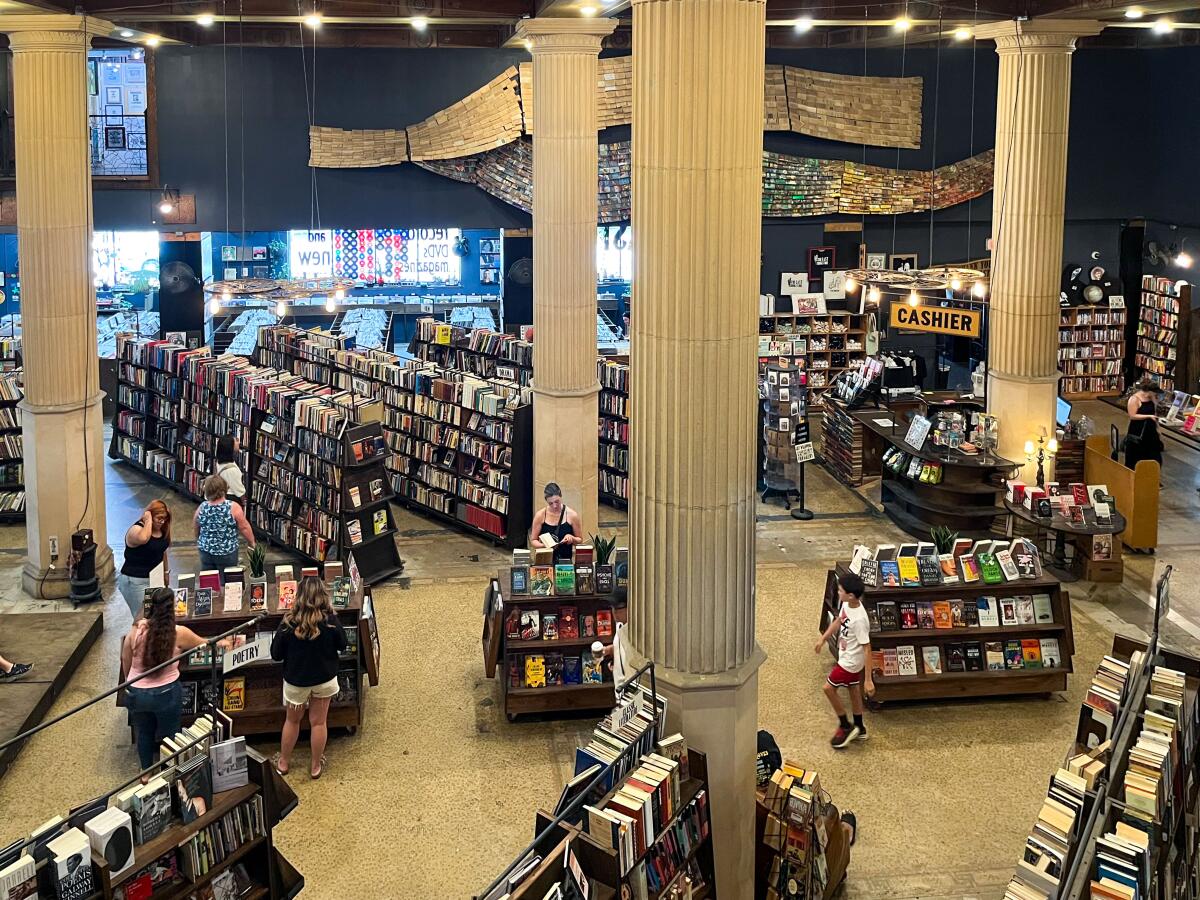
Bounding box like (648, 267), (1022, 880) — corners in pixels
(0, 399), (1196, 899)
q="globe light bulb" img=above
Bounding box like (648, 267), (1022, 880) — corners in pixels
(972, 281), (987, 298)
(907, 290), (920, 307)
(275, 299), (287, 317)
(949, 277), (963, 292)
(794, 16), (813, 32)
(845, 275), (857, 293)
(868, 286), (881, 304)
(209, 296), (221, 315)
(325, 296), (336, 312)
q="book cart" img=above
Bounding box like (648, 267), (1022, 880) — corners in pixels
(819, 563), (1075, 702)
(483, 567), (629, 721)
(168, 564), (380, 738)
(476, 665), (716, 900)
(0, 369), (24, 521)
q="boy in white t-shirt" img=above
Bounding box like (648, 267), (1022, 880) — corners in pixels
(813, 571), (874, 748)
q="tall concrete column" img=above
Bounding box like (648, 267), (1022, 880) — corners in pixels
(517, 18), (616, 536)
(625, 0), (766, 896)
(977, 19), (1102, 464)
(4, 16), (115, 597)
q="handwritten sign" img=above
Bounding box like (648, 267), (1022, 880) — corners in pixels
(222, 635), (272, 674)
(795, 442), (816, 463)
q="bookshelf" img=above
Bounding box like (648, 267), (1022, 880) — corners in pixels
(0, 370), (24, 521)
(485, 566), (629, 720)
(1135, 276), (1195, 394)
(0, 336), (21, 373)
(821, 399), (866, 487)
(598, 357), (630, 507)
(758, 312), (867, 396)
(1058, 303), (1126, 399)
(175, 568), (377, 737)
(820, 563), (1075, 702)
(410, 317), (534, 386)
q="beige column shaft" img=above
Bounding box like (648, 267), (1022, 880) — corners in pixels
(627, 0), (766, 896)
(978, 19), (1102, 465)
(5, 16), (116, 596)
(518, 19), (615, 536)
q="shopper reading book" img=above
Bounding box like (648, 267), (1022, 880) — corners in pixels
(270, 577), (347, 779)
(117, 500), (172, 621)
(194, 474), (256, 572)
(122, 588), (222, 772)
(214, 436), (246, 506)
(1125, 378), (1164, 469)
(813, 572), (874, 749)
(529, 482), (583, 562)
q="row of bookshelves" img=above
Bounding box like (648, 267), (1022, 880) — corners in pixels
(1135, 276), (1193, 394)
(1059, 304), (1126, 400)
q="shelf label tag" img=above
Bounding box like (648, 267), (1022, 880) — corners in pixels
(223, 635), (272, 674)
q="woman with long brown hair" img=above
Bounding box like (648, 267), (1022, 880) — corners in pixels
(120, 587), (210, 771)
(270, 577), (347, 779)
(117, 500), (173, 621)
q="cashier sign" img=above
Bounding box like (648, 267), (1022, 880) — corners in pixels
(889, 303), (981, 338)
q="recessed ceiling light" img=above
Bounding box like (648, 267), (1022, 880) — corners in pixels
(954, 27), (971, 40)
(580, 5), (597, 16)
(303, 13), (322, 28)
(145, 36), (160, 46)
(894, 17), (912, 31)
(793, 16), (813, 32)
(1152, 17), (1173, 33)
(1124, 7), (1143, 18)
(119, 29), (134, 38)
(196, 14), (214, 26)
(411, 17), (428, 31)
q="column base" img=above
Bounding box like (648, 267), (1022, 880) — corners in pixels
(988, 369), (1060, 477)
(626, 642), (766, 900)
(532, 383), (600, 534)
(22, 544), (114, 600)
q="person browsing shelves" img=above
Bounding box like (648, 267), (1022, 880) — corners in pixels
(117, 500), (172, 621)
(529, 482), (583, 562)
(214, 435), (246, 506)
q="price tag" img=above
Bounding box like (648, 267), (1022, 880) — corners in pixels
(794, 442), (815, 463)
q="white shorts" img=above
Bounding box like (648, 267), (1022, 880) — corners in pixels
(282, 676), (339, 707)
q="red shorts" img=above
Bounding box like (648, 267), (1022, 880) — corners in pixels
(827, 664), (863, 688)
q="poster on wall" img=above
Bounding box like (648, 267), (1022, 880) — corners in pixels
(823, 270), (847, 300)
(288, 228), (462, 285)
(126, 89), (147, 114)
(867, 253), (886, 270)
(807, 247), (835, 282)
(780, 272), (809, 296)
(890, 253), (919, 272)
(792, 293), (827, 316)
(123, 63), (146, 84)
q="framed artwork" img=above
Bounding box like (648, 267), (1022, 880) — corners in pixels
(224, 267), (237, 279)
(252, 265), (268, 278)
(221, 246), (237, 261)
(123, 62), (146, 84)
(890, 253), (919, 272)
(867, 253), (887, 270)
(104, 104), (124, 124)
(252, 246), (268, 261)
(87, 60), (98, 96)
(807, 246), (835, 281)
(101, 62), (122, 86)
(792, 293), (827, 316)
(126, 88), (146, 114)
(127, 133), (146, 150)
(104, 126), (126, 150)
(105, 87), (122, 104)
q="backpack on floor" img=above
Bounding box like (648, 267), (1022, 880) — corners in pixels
(756, 729), (783, 787)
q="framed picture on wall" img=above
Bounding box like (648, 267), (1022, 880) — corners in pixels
(807, 247), (835, 281)
(127, 133), (147, 150)
(890, 253), (919, 272)
(101, 62), (122, 86)
(252, 246), (268, 261)
(126, 89), (147, 114)
(105, 87), (122, 104)
(104, 126), (126, 150)
(867, 253), (887, 270)
(123, 62), (146, 84)
(104, 104), (124, 124)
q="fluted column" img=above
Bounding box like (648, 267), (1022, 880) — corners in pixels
(625, 0), (766, 895)
(4, 15), (115, 596)
(517, 19), (616, 535)
(977, 19), (1103, 464)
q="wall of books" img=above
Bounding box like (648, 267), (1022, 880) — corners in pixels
(0, 371), (24, 521)
(1135, 276), (1193, 394)
(1059, 302), (1126, 399)
(598, 358), (629, 506)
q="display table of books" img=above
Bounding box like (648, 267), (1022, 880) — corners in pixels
(152, 561), (380, 739)
(482, 544), (629, 720)
(0, 715), (303, 900)
(755, 763), (851, 900)
(823, 540), (1075, 702)
(1003, 479), (1127, 584)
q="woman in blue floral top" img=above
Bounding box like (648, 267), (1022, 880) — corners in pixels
(193, 474), (256, 572)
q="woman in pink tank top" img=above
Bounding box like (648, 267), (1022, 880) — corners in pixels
(121, 587), (210, 773)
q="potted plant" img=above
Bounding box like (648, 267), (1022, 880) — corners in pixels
(591, 533), (616, 594)
(930, 525), (959, 582)
(248, 543), (267, 580)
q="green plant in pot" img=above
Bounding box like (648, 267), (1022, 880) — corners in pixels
(930, 525), (959, 580)
(247, 543), (267, 579)
(591, 533), (616, 594)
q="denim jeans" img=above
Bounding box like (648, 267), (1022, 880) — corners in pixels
(126, 680), (183, 770)
(198, 548), (240, 574)
(116, 573), (150, 620)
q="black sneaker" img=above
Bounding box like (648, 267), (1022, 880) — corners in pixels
(0, 662), (33, 681)
(831, 724), (861, 749)
(842, 810), (857, 846)
(855, 727), (869, 741)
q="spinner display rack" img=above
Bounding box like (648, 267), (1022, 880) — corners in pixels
(1135, 277), (1194, 394)
(758, 311), (867, 397)
(1058, 303), (1126, 399)
(597, 357), (629, 507)
(0, 370), (24, 521)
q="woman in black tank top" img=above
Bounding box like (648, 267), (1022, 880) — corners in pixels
(530, 482), (583, 562)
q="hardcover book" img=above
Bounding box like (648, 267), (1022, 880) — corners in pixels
(596, 609), (614, 637)
(1000, 598), (1018, 626)
(932, 601), (953, 630)
(519, 610), (540, 641)
(510, 566), (529, 595)
(505, 608), (521, 639)
(878, 560), (901, 588)
(995, 550), (1020, 581)
(524, 655), (546, 688)
(554, 564), (577, 595)
(559, 606), (579, 639)
(921, 645), (942, 674)
(595, 565), (615, 594)
(859, 559), (879, 588)
(985, 641), (1006, 670)
(867, 604), (881, 633)
(48, 828), (94, 900)
(222, 582), (242, 613)
(964, 642), (984, 671)
(881, 649), (899, 677)
(562, 656), (583, 684)
(575, 565), (595, 595)
(222, 677), (245, 712)
(1070, 483), (1088, 506)
(916, 601), (935, 629)
(958, 555), (981, 583)
(977, 553), (1004, 584)
(976, 597), (999, 627)
(949, 599), (966, 627)
(176, 574), (196, 593)
(897, 556), (921, 587)
(916, 555), (943, 586)
(1004, 640), (1025, 669)
(248, 580), (268, 611)
(277, 580), (297, 610)
(347, 520), (363, 545)
(898, 602), (918, 629)
(614, 547), (629, 592)
(946, 643), (966, 672)
(544, 653), (564, 686)
(582, 655), (604, 683)
(964, 600), (979, 627)
(1016, 596), (1036, 624)
(529, 566), (554, 596)
(372, 509), (388, 535)
(876, 601), (899, 632)
(541, 613), (559, 641)
(581, 614), (596, 638)
(938, 553), (960, 584)
(174, 757), (213, 825)
(198, 571), (222, 592)
(329, 577), (351, 609)
(192, 588), (212, 617)
(896, 645), (918, 676)
(348, 485), (362, 508)
(1021, 638), (1043, 669)
(173, 588), (188, 618)
(274, 565), (293, 584)
(1039, 638), (1062, 668)
(131, 778), (171, 844)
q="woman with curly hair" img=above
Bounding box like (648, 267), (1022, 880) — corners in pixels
(121, 587), (212, 772)
(270, 577), (347, 779)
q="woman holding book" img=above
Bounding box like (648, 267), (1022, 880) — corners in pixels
(121, 587), (227, 772)
(270, 577), (347, 779)
(117, 500), (172, 621)
(529, 482), (583, 562)
(194, 474), (256, 573)
(213, 436), (246, 506)
(1125, 379), (1164, 469)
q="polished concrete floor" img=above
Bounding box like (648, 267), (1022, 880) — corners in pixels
(0, 400), (1197, 899)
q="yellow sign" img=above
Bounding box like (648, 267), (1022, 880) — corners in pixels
(889, 303), (981, 338)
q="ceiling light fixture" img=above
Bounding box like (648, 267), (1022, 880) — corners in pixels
(907, 289), (920, 306)
(894, 17), (912, 31)
(119, 29), (134, 38)
(1176, 251), (1193, 268)
(411, 17), (428, 31)
(794, 16), (813, 32)
(1153, 18), (1174, 33)
(972, 280), (987, 298)
(196, 14), (215, 26)
(275, 299), (287, 317)
(953, 27), (971, 40)
(580, 5), (598, 16)
(145, 36), (160, 46)
(303, 13), (322, 28)
(1124, 7), (1143, 18)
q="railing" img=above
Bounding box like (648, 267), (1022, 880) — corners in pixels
(0, 114), (149, 177)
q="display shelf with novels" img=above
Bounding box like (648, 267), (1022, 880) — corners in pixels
(483, 545), (630, 720)
(1135, 276), (1194, 394)
(410, 316), (534, 387)
(1058, 303), (1126, 399)
(755, 762), (851, 900)
(821, 397), (867, 487)
(172, 560), (379, 737)
(598, 356), (630, 507)
(758, 311), (867, 395)
(820, 546), (1075, 702)
(0, 370), (24, 521)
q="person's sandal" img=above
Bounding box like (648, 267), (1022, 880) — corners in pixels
(311, 755), (326, 780)
(271, 753), (289, 777)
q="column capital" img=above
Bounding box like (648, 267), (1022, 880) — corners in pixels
(515, 17), (617, 53)
(2, 14), (118, 51)
(976, 18), (1104, 51)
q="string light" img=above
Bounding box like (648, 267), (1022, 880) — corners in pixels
(1153, 18), (1174, 33)
(972, 280), (987, 298)
(196, 14), (215, 26)
(844, 275), (857, 293)
(953, 27), (971, 40)
(868, 286), (882, 304)
(411, 17), (428, 30)
(794, 16), (813, 32)
(1175, 251), (1193, 268)
(949, 276), (963, 292)
(894, 17), (912, 31)
(907, 290), (920, 306)
(325, 296), (336, 312)
(303, 14), (322, 28)
(275, 299), (287, 317)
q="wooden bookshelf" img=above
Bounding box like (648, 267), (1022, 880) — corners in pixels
(1135, 277), (1195, 394)
(598, 357), (629, 507)
(410, 317), (534, 386)
(819, 564), (1075, 702)
(758, 312), (867, 397)
(0, 370), (24, 522)
(485, 569), (629, 720)
(1058, 303), (1126, 399)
